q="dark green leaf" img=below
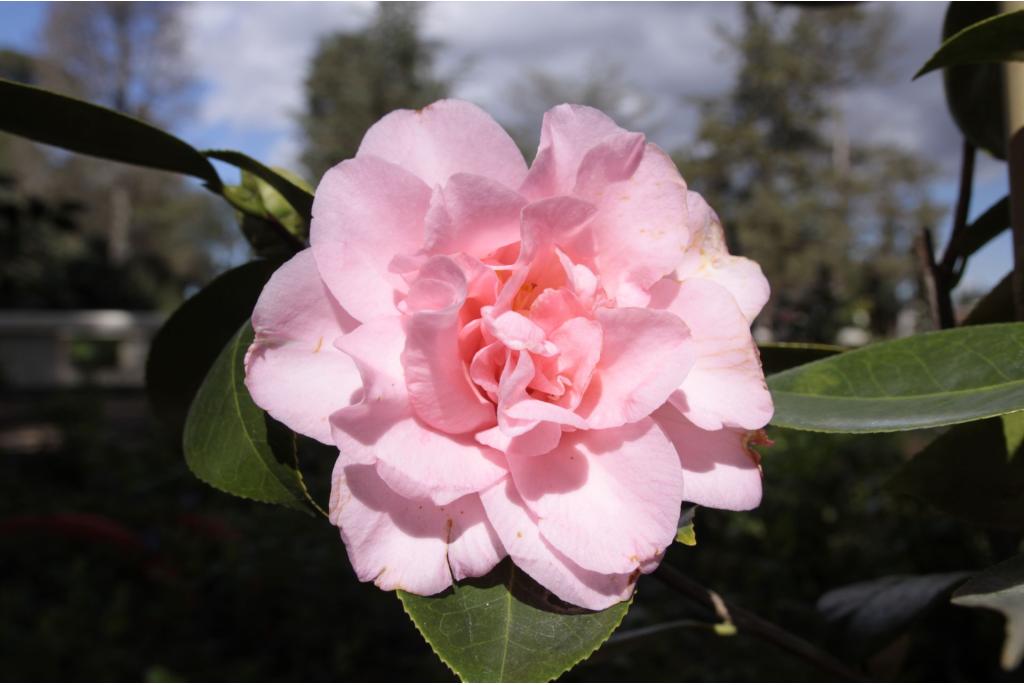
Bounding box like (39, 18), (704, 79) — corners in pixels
(889, 414), (1024, 530)
(767, 323), (1024, 432)
(957, 196), (1010, 262)
(146, 261), (280, 439)
(937, 2), (1008, 158)
(952, 554), (1024, 670)
(0, 78), (221, 189)
(183, 321), (320, 515)
(963, 272), (1014, 326)
(399, 559), (630, 682)
(205, 149), (314, 225)
(759, 342), (846, 375)
(916, 8), (1024, 78)
(818, 572), (971, 658)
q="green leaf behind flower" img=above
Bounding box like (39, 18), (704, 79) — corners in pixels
(768, 323), (1024, 433)
(183, 321), (320, 515)
(399, 560), (630, 682)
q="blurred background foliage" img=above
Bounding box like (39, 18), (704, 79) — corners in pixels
(1, 1), (1021, 682)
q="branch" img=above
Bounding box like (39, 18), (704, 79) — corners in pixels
(916, 226), (955, 329)
(652, 564), (866, 682)
(939, 138), (976, 279)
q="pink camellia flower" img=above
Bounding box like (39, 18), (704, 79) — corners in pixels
(244, 100), (772, 610)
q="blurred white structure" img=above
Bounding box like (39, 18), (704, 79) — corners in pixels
(0, 310), (165, 389)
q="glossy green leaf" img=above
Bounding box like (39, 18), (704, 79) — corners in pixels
(768, 323), (1024, 433)
(0, 78), (221, 189)
(937, 3), (1007, 159)
(889, 414), (1024, 530)
(146, 261), (280, 439)
(205, 149), (314, 224)
(759, 342), (846, 376)
(916, 8), (1024, 78)
(399, 560), (630, 682)
(183, 322), (320, 515)
(952, 554), (1024, 670)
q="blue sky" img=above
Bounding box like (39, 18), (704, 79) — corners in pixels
(0, 1), (1013, 298)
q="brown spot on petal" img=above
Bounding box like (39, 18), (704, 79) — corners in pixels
(313, 336), (323, 353)
(516, 531), (524, 539)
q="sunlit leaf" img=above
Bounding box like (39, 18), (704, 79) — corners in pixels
(0, 78), (221, 189)
(146, 261), (279, 438)
(952, 555), (1024, 671)
(183, 322), (320, 515)
(759, 342), (846, 375)
(916, 8), (1024, 78)
(889, 414), (1024, 530)
(205, 149), (314, 224)
(399, 559), (629, 682)
(768, 323), (1024, 433)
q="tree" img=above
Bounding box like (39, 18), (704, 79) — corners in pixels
(39, 2), (193, 124)
(0, 6), (234, 310)
(678, 4), (942, 342)
(299, 2), (450, 180)
(502, 59), (662, 159)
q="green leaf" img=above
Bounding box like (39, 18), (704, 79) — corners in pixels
(957, 196), (1010, 263)
(758, 342), (846, 376)
(916, 8), (1024, 78)
(399, 559), (630, 682)
(675, 523), (697, 547)
(147, 261), (280, 439)
(241, 169), (308, 237)
(183, 321), (320, 515)
(818, 572), (971, 658)
(767, 323), (1024, 433)
(205, 149), (314, 224)
(963, 272), (1014, 326)
(889, 414), (1024, 530)
(952, 554), (1024, 671)
(675, 503), (698, 546)
(936, 2), (1008, 159)
(0, 78), (221, 189)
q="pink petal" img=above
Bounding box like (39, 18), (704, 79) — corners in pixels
(332, 314), (507, 504)
(402, 257), (496, 434)
(650, 278), (773, 431)
(330, 460), (504, 595)
(479, 476), (635, 610)
(652, 404), (763, 511)
(577, 307), (696, 429)
(422, 174), (527, 258)
(245, 249), (362, 444)
(357, 99), (528, 190)
(579, 144), (690, 305)
(311, 156), (431, 322)
(520, 104), (628, 200)
(677, 191), (769, 323)
(506, 418), (683, 575)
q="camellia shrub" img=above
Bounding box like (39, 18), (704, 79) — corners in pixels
(1, 5), (1023, 680)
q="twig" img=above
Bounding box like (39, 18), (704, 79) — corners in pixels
(604, 618), (722, 647)
(938, 139), (976, 280)
(652, 564), (867, 682)
(915, 227), (955, 329)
